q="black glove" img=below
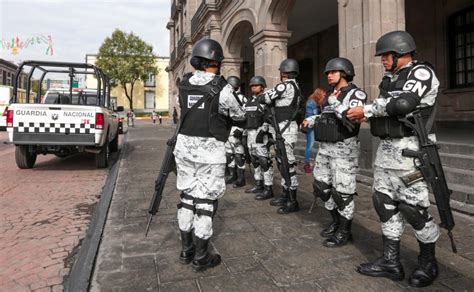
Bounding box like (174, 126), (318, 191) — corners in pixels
(256, 130), (266, 143)
(233, 129), (243, 139)
(341, 110), (356, 132)
(256, 94), (266, 104)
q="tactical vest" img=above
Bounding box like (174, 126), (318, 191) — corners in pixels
(315, 84), (361, 143)
(274, 80), (302, 123)
(370, 63), (434, 139)
(245, 96), (265, 129)
(178, 74), (231, 142)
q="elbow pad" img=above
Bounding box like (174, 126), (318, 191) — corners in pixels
(386, 93), (420, 116)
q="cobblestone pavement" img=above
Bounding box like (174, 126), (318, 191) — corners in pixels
(0, 131), (122, 291)
(91, 124), (474, 291)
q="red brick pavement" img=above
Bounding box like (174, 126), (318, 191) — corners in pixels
(0, 131), (112, 291)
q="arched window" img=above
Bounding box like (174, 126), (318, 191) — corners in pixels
(449, 5), (474, 88)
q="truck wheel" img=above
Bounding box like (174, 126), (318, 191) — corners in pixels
(95, 138), (109, 168)
(110, 133), (119, 153)
(15, 145), (37, 169)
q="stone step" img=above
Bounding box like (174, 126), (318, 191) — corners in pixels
(440, 152), (474, 171)
(444, 166), (474, 188)
(438, 141), (474, 156)
(448, 182), (474, 205)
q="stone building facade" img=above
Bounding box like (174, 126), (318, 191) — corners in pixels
(167, 0), (474, 203)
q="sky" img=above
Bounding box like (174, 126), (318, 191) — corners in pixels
(0, 0), (170, 65)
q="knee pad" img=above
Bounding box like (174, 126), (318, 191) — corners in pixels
(250, 155), (260, 168)
(235, 154), (245, 167)
(258, 156), (272, 171)
(372, 191), (399, 223)
(313, 180), (331, 202)
(332, 189), (354, 211)
(398, 202), (430, 230)
(226, 153), (234, 165)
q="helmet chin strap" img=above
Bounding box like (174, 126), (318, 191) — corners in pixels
(390, 52), (399, 72)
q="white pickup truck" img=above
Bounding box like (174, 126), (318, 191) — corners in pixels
(5, 61), (123, 169)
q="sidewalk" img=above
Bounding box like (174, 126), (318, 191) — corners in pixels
(90, 124), (474, 291)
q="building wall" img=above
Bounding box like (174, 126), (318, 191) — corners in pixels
(406, 0), (474, 122)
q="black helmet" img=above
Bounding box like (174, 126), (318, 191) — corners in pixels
(192, 38), (224, 62)
(249, 75), (267, 87)
(324, 57), (355, 76)
(227, 76), (241, 89)
(375, 31), (416, 56)
(278, 58), (299, 74)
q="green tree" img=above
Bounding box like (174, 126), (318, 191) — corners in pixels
(96, 29), (157, 110)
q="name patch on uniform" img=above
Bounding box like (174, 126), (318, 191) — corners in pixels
(187, 95), (205, 109)
(245, 106), (258, 112)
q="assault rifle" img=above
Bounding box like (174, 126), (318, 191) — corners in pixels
(266, 104), (294, 201)
(399, 110), (457, 253)
(145, 125), (179, 237)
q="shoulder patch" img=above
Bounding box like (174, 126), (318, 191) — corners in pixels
(276, 83), (286, 93)
(413, 68), (431, 81)
(355, 90), (367, 100)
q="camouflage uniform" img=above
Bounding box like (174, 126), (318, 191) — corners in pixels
(224, 92), (247, 171)
(246, 95), (275, 187)
(307, 87), (367, 220)
(174, 70), (246, 240)
(262, 79), (299, 190)
(364, 61), (440, 243)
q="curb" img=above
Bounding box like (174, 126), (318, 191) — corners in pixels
(64, 133), (128, 292)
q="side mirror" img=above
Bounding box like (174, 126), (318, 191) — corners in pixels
(116, 106), (124, 112)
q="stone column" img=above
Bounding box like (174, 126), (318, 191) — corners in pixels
(338, 0), (406, 171)
(221, 58), (242, 78)
(250, 30), (292, 88)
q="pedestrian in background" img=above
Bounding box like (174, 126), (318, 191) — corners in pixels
(152, 110), (157, 124)
(159, 112), (163, 124)
(303, 88), (325, 174)
(172, 107), (178, 124)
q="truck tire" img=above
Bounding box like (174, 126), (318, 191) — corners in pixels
(110, 132), (119, 153)
(95, 138), (109, 168)
(15, 145), (37, 169)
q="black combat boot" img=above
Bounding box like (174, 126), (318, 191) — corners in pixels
(356, 236), (405, 281)
(191, 237), (222, 272)
(232, 168), (246, 188)
(179, 230), (195, 264)
(255, 185), (274, 200)
(322, 217), (352, 247)
(245, 180), (263, 193)
(320, 209), (341, 238)
(225, 167), (237, 184)
(270, 187), (289, 206)
(277, 189), (299, 214)
(408, 240), (439, 287)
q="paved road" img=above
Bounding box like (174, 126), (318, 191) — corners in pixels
(0, 130), (123, 291)
(91, 124), (474, 291)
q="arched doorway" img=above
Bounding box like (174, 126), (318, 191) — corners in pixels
(225, 20), (255, 96)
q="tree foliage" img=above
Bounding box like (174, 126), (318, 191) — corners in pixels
(96, 29), (158, 109)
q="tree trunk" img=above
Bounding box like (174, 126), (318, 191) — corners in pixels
(123, 82), (133, 110)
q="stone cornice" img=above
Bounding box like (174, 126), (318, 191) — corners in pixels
(249, 30), (292, 46)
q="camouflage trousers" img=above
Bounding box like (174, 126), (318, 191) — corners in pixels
(277, 121), (299, 190)
(373, 166), (440, 243)
(175, 156), (226, 240)
(313, 153), (358, 220)
(225, 127), (245, 170)
(247, 128), (274, 186)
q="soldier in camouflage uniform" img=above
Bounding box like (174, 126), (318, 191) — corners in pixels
(304, 57), (366, 247)
(259, 59), (301, 214)
(174, 39), (246, 272)
(348, 31), (441, 287)
(244, 76), (275, 200)
(224, 76), (247, 188)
